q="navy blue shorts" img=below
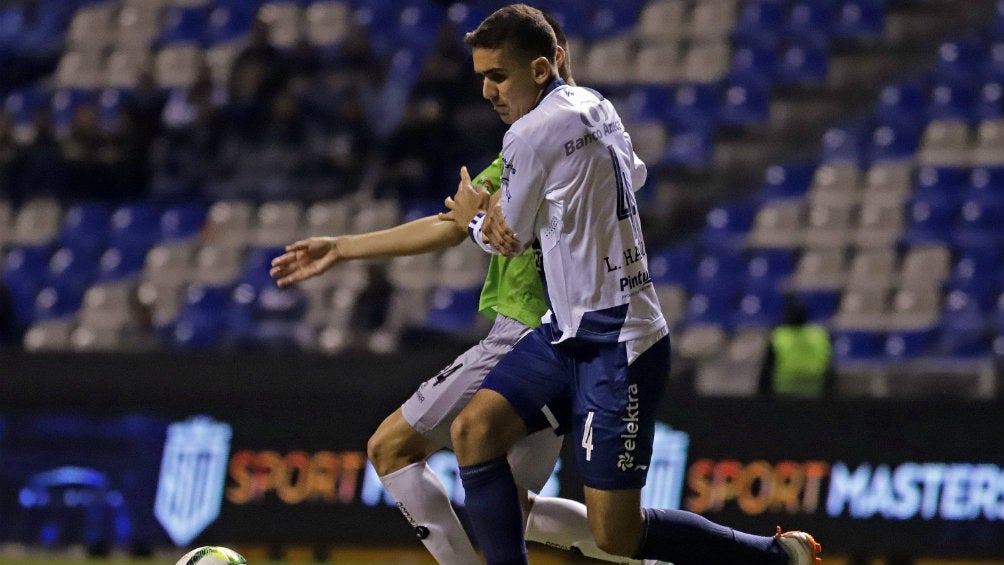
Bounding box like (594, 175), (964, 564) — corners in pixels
(481, 328), (670, 490)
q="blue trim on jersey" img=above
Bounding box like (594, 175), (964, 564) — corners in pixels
(581, 86), (605, 101)
(468, 212), (486, 244)
(574, 303), (629, 341)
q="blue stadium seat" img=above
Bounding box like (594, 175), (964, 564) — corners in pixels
(663, 125), (715, 169)
(901, 190), (959, 246)
(158, 6), (209, 46)
(589, 3), (644, 39)
(952, 169), (1004, 249)
(170, 310), (224, 349)
(97, 243), (149, 282)
(945, 247), (1002, 307)
(926, 82), (978, 123)
(701, 201), (757, 250)
(734, 0), (785, 47)
(821, 120), (872, 165)
(693, 250), (745, 297)
(159, 203), (206, 241)
(774, 40), (829, 85)
(648, 246), (697, 289)
(109, 202), (161, 249)
(255, 285), (308, 321)
(729, 42), (778, 83)
(832, 0), (884, 40)
(882, 328), (934, 360)
(58, 202), (110, 256)
(941, 288), (991, 334)
(795, 289), (840, 323)
(868, 122), (921, 163)
(874, 79), (927, 129)
(717, 78), (772, 127)
(934, 37), (985, 85)
(203, 4), (256, 45)
(44, 247), (98, 295)
(623, 85), (674, 125)
(833, 329), (885, 361)
(984, 41), (1004, 81)
(684, 289), (739, 328)
(423, 287), (479, 333)
(732, 288), (784, 328)
(50, 88), (99, 135)
(665, 84), (721, 129)
(2, 245), (50, 326)
(785, 0), (835, 41)
(33, 283), (84, 321)
(239, 246), (285, 289)
(978, 80), (1002, 121)
(759, 161), (817, 201)
(744, 248), (795, 291)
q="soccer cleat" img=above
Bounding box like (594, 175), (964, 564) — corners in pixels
(775, 526), (822, 565)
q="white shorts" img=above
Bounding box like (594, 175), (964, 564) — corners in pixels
(401, 314), (562, 493)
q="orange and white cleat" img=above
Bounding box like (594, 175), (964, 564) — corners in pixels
(775, 526), (822, 565)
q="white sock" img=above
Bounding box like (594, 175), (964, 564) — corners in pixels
(380, 461), (482, 565)
(525, 496), (649, 565)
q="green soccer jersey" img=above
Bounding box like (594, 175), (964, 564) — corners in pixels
(471, 156), (548, 329)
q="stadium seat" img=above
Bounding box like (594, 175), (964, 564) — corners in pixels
(729, 42), (778, 83)
(11, 198), (61, 246)
(158, 5), (209, 46)
(170, 309), (225, 350)
(22, 319), (75, 352)
(633, 43), (683, 85)
(785, 0), (835, 40)
(203, 4), (255, 46)
(747, 200), (805, 248)
(676, 322), (728, 361)
(694, 328), (770, 396)
(733, 0), (785, 46)
(869, 122), (922, 163)
(744, 247), (795, 291)
(945, 247), (1002, 306)
(154, 44), (203, 89)
(820, 120), (872, 165)
(109, 202), (161, 249)
(649, 246), (697, 289)
(795, 288), (840, 322)
(832, 0), (884, 40)
(934, 37), (985, 85)
(97, 243), (149, 282)
(971, 119), (1004, 166)
(304, 1), (352, 50)
(774, 39), (829, 85)
(688, 0), (739, 41)
(423, 287), (480, 333)
(832, 329), (885, 361)
(160, 203), (206, 241)
(637, 0), (689, 42)
(589, 3), (644, 40)
(78, 281), (135, 331)
(58, 202), (110, 256)
(701, 201), (757, 250)
(717, 78), (771, 127)
(731, 288), (784, 328)
(860, 161), (913, 206)
(900, 191), (959, 246)
(663, 125), (716, 168)
(804, 200), (854, 249)
(882, 328), (934, 360)
(845, 247), (898, 290)
(33, 283), (85, 321)
(833, 287), (889, 330)
(759, 161), (817, 201)
(886, 285), (942, 330)
(665, 83), (721, 129)
(926, 82), (978, 123)
(679, 40), (732, 84)
(45, 247), (98, 295)
(874, 79), (927, 130)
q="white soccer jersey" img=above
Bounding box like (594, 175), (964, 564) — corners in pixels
(469, 81), (667, 344)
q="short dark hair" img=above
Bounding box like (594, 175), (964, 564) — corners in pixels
(464, 4), (557, 66)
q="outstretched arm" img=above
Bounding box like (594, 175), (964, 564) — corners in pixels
(269, 215), (466, 288)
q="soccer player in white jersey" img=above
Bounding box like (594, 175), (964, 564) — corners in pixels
(270, 14), (666, 565)
(441, 5), (823, 565)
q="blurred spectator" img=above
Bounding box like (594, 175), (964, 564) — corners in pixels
(759, 294), (835, 397)
(208, 86), (329, 201)
(148, 64), (224, 203)
(226, 15), (288, 134)
(15, 107), (68, 200)
(0, 109), (24, 202)
(61, 103), (138, 201)
(0, 280), (20, 349)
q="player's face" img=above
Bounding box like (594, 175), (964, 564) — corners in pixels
(472, 46), (550, 125)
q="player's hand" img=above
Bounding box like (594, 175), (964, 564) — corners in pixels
(269, 237), (341, 288)
(440, 166), (490, 227)
(483, 201), (521, 257)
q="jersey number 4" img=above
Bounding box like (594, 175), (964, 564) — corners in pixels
(609, 145), (637, 221)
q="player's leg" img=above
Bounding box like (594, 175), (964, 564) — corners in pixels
(574, 335), (814, 565)
(369, 315), (531, 565)
(511, 430), (649, 565)
(452, 328), (571, 565)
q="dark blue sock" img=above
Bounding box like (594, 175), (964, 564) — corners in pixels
(634, 508), (788, 565)
(458, 457), (527, 565)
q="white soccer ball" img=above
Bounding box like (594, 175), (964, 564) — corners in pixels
(175, 546), (248, 565)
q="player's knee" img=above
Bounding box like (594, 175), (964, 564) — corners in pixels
(367, 427), (411, 476)
(449, 409), (489, 455)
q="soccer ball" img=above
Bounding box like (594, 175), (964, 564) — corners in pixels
(176, 546), (248, 565)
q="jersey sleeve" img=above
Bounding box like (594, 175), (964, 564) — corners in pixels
(474, 154), (504, 195)
(624, 132), (648, 191)
(497, 131), (547, 253)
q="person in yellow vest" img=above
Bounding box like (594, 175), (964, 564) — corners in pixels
(759, 294), (834, 397)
